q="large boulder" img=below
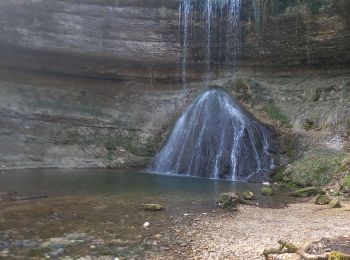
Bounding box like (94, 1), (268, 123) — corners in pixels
(315, 195), (331, 205)
(261, 187), (274, 196)
(329, 199), (342, 208)
(242, 191), (255, 200)
(216, 193), (240, 211)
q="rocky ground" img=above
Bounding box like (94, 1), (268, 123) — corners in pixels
(1, 191), (350, 259)
(165, 199), (350, 260)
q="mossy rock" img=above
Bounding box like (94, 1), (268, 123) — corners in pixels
(315, 194), (331, 205)
(329, 199), (342, 208)
(216, 192), (240, 211)
(328, 251), (349, 260)
(288, 187), (325, 197)
(242, 191), (255, 200)
(263, 240), (298, 258)
(261, 187), (274, 196)
(142, 204), (165, 211)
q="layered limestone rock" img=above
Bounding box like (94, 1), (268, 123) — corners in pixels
(0, 1), (349, 81)
(0, 0), (182, 82)
(0, 0), (349, 169)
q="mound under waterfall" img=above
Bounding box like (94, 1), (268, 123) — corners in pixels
(151, 87), (277, 181)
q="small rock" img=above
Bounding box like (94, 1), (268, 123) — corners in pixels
(184, 213), (190, 216)
(242, 191), (255, 200)
(154, 234), (162, 240)
(315, 194), (331, 205)
(143, 222), (150, 228)
(329, 198), (342, 208)
(0, 249), (9, 257)
(50, 248), (64, 257)
(89, 245), (96, 249)
(142, 204), (165, 211)
(261, 187), (274, 196)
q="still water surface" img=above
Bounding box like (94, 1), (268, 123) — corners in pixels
(0, 168), (288, 209)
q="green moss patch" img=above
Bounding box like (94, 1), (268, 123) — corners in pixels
(263, 240), (298, 258)
(261, 187), (274, 196)
(288, 187), (325, 197)
(278, 150), (345, 187)
(263, 102), (290, 127)
(344, 174), (350, 188)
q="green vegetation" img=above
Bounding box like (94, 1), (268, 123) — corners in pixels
(328, 251), (349, 260)
(277, 150), (346, 187)
(314, 194), (331, 205)
(261, 186), (274, 196)
(216, 192), (240, 211)
(263, 240), (298, 258)
(104, 133), (159, 157)
(344, 174), (350, 188)
(288, 186), (325, 197)
(242, 191), (255, 200)
(329, 199), (342, 208)
(263, 103), (290, 127)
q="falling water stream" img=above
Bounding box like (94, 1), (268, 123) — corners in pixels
(151, 87), (277, 181)
(179, 0), (241, 84)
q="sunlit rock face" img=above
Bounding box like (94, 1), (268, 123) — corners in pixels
(0, 0), (182, 81)
(151, 87), (277, 181)
(0, 0), (349, 81)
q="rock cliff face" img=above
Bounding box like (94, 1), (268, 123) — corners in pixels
(239, 6), (350, 71)
(1, 1), (349, 81)
(0, 0), (181, 82)
(0, 0), (349, 169)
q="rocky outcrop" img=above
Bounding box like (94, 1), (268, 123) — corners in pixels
(0, 0), (349, 169)
(0, 68), (199, 169)
(239, 7), (350, 71)
(0, 0), (182, 82)
(0, 1), (349, 81)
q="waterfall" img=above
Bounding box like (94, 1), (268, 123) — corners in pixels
(178, 0), (242, 84)
(150, 87), (277, 181)
(179, 0), (193, 85)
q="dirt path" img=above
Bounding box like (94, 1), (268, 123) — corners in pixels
(173, 200), (350, 259)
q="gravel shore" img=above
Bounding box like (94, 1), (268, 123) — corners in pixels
(172, 200), (350, 259)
